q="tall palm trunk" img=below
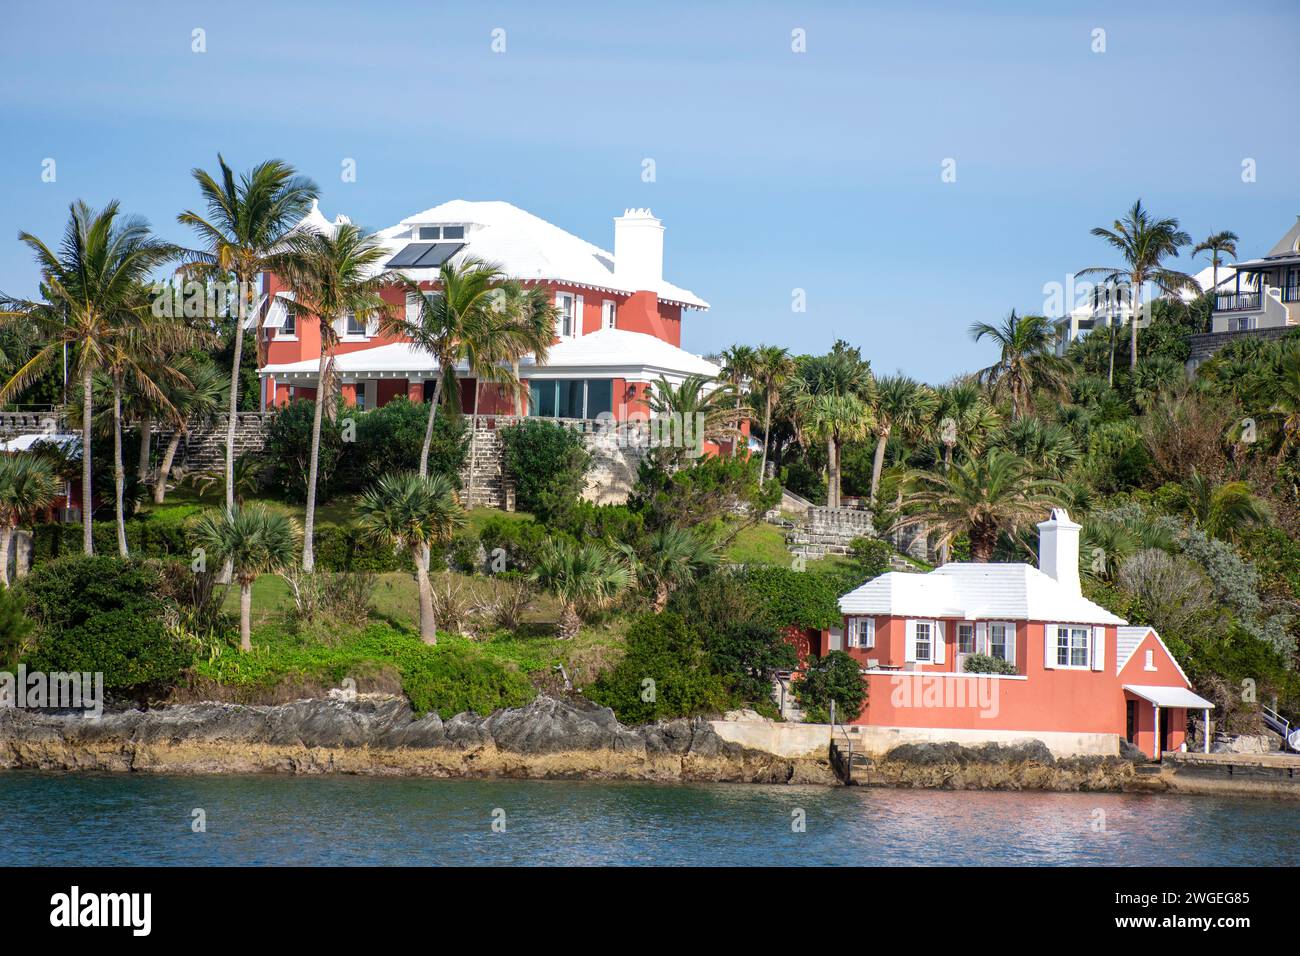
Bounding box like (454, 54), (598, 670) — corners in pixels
(227, 278), (252, 511)
(512, 360), (523, 417)
(418, 376), (444, 479)
(137, 415), (152, 484)
(0, 523), (12, 587)
(826, 435), (837, 508)
(154, 431), (183, 503)
(81, 365), (93, 555)
(302, 348), (331, 572)
(1129, 278), (1141, 370)
(239, 579), (253, 652)
(112, 378), (128, 557)
(759, 393), (773, 486)
(869, 430), (889, 506)
(414, 551), (436, 644)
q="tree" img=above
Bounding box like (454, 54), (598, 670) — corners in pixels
(153, 356), (228, 503)
(1191, 230), (1239, 300)
(0, 454), (58, 586)
(751, 345), (795, 485)
(795, 650), (867, 723)
(719, 344), (759, 456)
(493, 280), (557, 416)
(190, 504), (301, 651)
(271, 223), (389, 571)
(381, 258), (506, 479)
(645, 374), (739, 471)
(530, 538), (630, 639)
(897, 448), (1065, 561)
(1170, 471), (1270, 543)
(355, 472), (466, 644)
(866, 374), (935, 506)
(178, 156), (319, 512)
(788, 343), (875, 508)
(616, 525), (720, 611)
(969, 310), (1070, 420)
(1079, 199), (1196, 370)
(0, 200), (176, 554)
(931, 379), (999, 472)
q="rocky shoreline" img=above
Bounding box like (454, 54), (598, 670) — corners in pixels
(0, 693), (1166, 792)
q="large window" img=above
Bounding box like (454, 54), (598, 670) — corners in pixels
(528, 379), (613, 420)
(555, 293), (577, 338)
(847, 617), (874, 650)
(914, 621), (932, 663)
(988, 622), (1011, 662)
(957, 623), (975, 654)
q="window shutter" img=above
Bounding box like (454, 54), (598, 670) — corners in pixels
(845, 618), (857, 648)
(554, 293), (566, 338)
(1091, 626), (1106, 672)
(828, 626), (843, 652)
(933, 621), (945, 665)
(574, 294), (584, 337)
(1043, 626), (1056, 670)
(904, 620), (917, 663)
(1005, 625), (1016, 667)
(975, 622), (987, 655)
(863, 617), (875, 650)
(365, 312), (379, 337)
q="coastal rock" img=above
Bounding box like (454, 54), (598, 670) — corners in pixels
(0, 695), (826, 784)
(869, 739), (1139, 792)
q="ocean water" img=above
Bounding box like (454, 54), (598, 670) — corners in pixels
(1, 772), (1296, 866)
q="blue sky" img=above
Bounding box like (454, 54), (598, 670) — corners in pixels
(1, 0), (1297, 383)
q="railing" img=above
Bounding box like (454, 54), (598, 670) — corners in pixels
(1261, 701), (1297, 753)
(1215, 291), (1262, 312)
(829, 700), (856, 785)
(1282, 286), (1300, 303)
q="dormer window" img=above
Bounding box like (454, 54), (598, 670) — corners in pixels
(416, 225), (467, 241)
(345, 311), (366, 337)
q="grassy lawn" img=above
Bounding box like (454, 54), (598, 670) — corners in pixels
(725, 521), (793, 566)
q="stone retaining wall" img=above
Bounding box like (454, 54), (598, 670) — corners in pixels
(1186, 326), (1296, 369)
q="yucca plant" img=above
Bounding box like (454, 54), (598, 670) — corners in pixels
(354, 472), (466, 643)
(530, 538), (630, 639)
(190, 504), (301, 651)
(0, 453), (59, 586)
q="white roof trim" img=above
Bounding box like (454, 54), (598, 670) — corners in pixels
(1115, 625), (1192, 685)
(1123, 685), (1214, 710)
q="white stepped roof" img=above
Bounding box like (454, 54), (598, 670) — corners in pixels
(261, 328), (720, 382)
(838, 562), (1126, 626)
(1115, 625), (1191, 685)
(350, 200), (707, 310)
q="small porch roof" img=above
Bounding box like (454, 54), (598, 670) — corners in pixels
(1123, 684), (1214, 710)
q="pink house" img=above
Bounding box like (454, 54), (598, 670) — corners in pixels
(828, 510), (1214, 759)
(256, 201), (740, 451)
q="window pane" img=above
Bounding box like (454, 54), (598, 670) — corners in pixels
(418, 226), (440, 240)
(586, 380), (612, 420)
(958, 624), (974, 653)
(558, 379), (584, 419)
(442, 225), (465, 240)
(530, 381), (555, 418)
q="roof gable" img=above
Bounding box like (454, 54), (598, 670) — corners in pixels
(1116, 625), (1191, 686)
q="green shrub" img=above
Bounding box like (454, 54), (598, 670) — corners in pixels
(587, 612), (734, 723)
(338, 397), (468, 491)
(499, 419), (591, 525)
(795, 650), (866, 723)
(264, 397), (345, 502)
(0, 585), (34, 670)
(398, 643), (533, 718)
(962, 653), (1017, 675)
(848, 537), (893, 579)
(477, 515), (552, 571)
(312, 525), (415, 573)
(19, 555), (194, 691)
(739, 565), (862, 631)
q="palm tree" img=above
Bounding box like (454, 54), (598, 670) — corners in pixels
(751, 345), (795, 485)
(1172, 471), (1270, 543)
(190, 504), (301, 651)
(1258, 345), (1300, 462)
(897, 448), (1065, 561)
(178, 156), (319, 512)
(493, 280), (557, 416)
(616, 525), (720, 611)
(991, 417), (1081, 479)
(0, 200), (176, 554)
(271, 224), (389, 571)
(1079, 199), (1196, 370)
(0, 453), (58, 586)
(153, 356), (228, 503)
(381, 258), (507, 478)
(865, 375), (936, 507)
(969, 311), (1070, 420)
(931, 379), (999, 473)
(645, 374), (739, 470)
(719, 345), (759, 456)
(1191, 231), (1239, 299)
(355, 472), (466, 644)
(530, 538), (630, 639)
(787, 343), (875, 507)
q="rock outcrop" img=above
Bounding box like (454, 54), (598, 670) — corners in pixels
(0, 695), (837, 785)
(863, 740), (1143, 792)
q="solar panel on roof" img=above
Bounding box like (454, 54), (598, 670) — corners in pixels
(412, 242), (465, 268)
(385, 243), (434, 268)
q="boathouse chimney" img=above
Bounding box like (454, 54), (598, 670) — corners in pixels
(1037, 508), (1081, 594)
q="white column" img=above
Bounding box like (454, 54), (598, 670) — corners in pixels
(1203, 708), (1211, 754)
(1153, 704), (1161, 761)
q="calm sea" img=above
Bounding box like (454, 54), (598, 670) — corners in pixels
(1, 772), (1295, 866)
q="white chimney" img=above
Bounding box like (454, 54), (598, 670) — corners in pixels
(613, 208), (663, 292)
(1037, 508), (1081, 594)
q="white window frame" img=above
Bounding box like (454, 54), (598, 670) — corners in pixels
(956, 622), (976, 655)
(275, 307), (296, 339)
(602, 299), (617, 330)
(846, 617), (874, 650)
(405, 292), (423, 324)
(343, 310), (368, 339)
(555, 292), (578, 340)
(986, 621), (1015, 666)
(914, 621), (933, 663)
(1052, 624), (1092, 669)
